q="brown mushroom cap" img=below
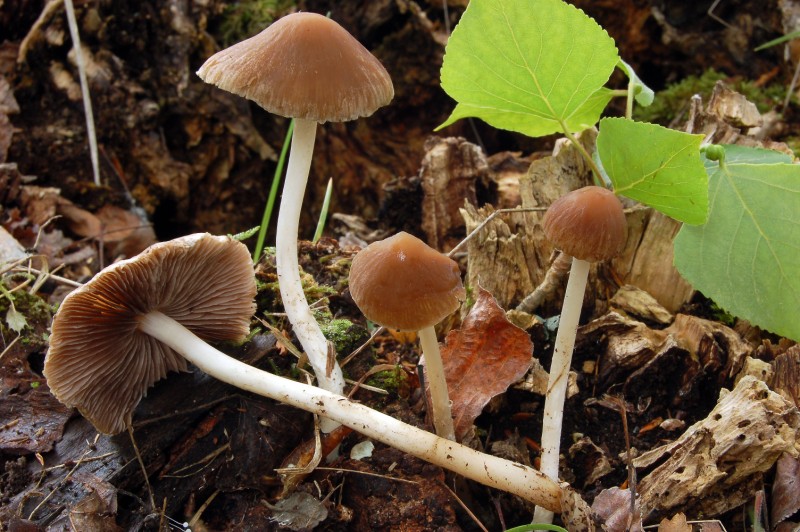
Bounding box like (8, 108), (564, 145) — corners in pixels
(349, 232), (465, 331)
(542, 186), (627, 262)
(43, 233), (256, 435)
(197, 12), (394, 123)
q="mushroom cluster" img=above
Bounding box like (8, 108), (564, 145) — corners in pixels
(197, 12), (394, 431)
(43, 233), (563, 511)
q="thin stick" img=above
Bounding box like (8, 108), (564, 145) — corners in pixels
(64, 0), (101, 186)
(127, 425), (155, 511)
(448, 207), (547, 258)
(188, 488), (220, 528)
(28, 437), (97, 520)
(439, 481), (490, 532)
(341, 325), (385, 368)
(515, 251), (572, 314)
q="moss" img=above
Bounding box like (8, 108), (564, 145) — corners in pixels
(366, 366), (408, 396)
(217, 0), (296, 47)
(634, 69), (787, 125)
(321, 319), (370, 355)
(0, 279), (54, 350)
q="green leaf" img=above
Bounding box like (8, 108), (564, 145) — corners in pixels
(754, 29), (800, 51)
(618, 59), (654, 107)
(438, 0), (619, 137)
(674, 145), (800, 341)
(5, 307), (27, 333)
(597, 118), (707, 224)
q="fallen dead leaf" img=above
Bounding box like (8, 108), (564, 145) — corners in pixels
(590, 486), (643, 532)
(439, 285), (532, 440)
(772, 453), (800, 527)
(658, 512), (691, 532)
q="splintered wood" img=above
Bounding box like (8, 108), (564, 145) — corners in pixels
(419, 136), (485, 251)
(633, 376), (800, 519)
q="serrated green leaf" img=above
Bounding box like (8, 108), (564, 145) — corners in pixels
(597, 118), (707, 224)
(618, 59), (654, 106)
(438, 0), (619, 137)
(5, 307), (27, 333)
(674, 146), (800, 341)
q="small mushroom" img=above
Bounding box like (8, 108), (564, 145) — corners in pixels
(348, 232), (465, 441)
(43, 234), (563, 510)
(197, 13), (394, 418)
(533, 185), (627, 523)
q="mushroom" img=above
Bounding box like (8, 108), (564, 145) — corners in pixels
(532, 185), (627, 523)
(44, 233), (257, 435)
(196, 12), (394, 418)
(348, 232), (465, 441)
(43, 234), (564, 511)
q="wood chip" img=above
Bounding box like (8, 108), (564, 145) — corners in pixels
(634, 376), (799, 519)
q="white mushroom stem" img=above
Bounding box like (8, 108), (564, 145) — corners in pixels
(533, 256), (590, 524)
(275, 117), (346, 429)
(138, 311), (562, 511)
(418, 326), (456, 441)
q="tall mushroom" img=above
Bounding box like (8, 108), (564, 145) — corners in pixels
(532, 186), (627, 523)
(348, 232), (465, 441)
(196, 12), (394, 421)
(43, 234), (564, 511)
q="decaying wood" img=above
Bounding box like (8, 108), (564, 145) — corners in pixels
(460, 203), (541, 310)
(634, 376), (800, 520)
(461, 133), (595, 311)
(576, 311), (754, 407)
(609, 284), (673, 325)
(773, 345), (800, 408)
(419, 136), (485, 251)
(685, 81), (794, 155)
(666, 314), (751, 383)
(460, 127), (694, 315)
(611, 208), (694, 314)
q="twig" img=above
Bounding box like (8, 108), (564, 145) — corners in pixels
(188, 489), (220, 529)
(132, 395), (237, 429)
(313, 466), (419, 484)
(10, 266), (81, 288)
(64, 0), (101, 186)
(346, 364), (399, 399)
(608, 395), (637, 519)
(515, 251), (572, 314)
(439, 480), (489, 532)
(0, 335), (21, 362)
(447, 207), (547, 258)
(28, 435), (98, 520)
(340, 325), (385, 368)
(127, 425), (156, 511)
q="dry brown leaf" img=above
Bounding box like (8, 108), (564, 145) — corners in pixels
(590, 486), (642, 532)
(95, 205), (157, 258)
(439, 285), (532, 440)
(772, 453), (800, 527)
(68, 472), (122, 532)
(658, 513), (691, 532)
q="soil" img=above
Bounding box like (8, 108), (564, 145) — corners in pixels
(1, 1), (799, 531)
